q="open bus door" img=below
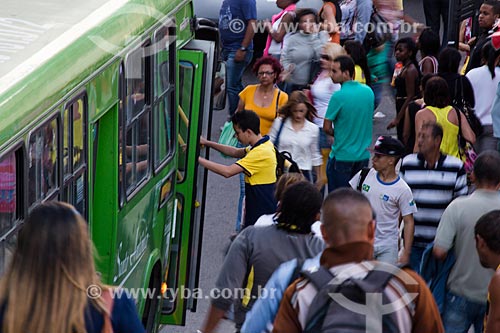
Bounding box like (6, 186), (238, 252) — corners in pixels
(160, 38), (216, 325)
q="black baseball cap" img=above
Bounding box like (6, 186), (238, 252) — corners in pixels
(371, 136), (405, 156)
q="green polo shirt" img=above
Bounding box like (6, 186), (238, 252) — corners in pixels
(325, 80), (374, 161)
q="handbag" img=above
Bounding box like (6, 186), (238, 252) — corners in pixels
(454, 107), (477, 174)
(453, 77), (483, 137)
(363, 6), (392, 49)
(309, 57), (322, 84)
(218, 120), (239, 158)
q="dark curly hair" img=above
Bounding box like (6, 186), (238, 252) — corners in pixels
(276, 181), (322, 234)
(278, 90), (317, 122)
(424, 76), (451, 108)
(418, 28), (440, 57)
(253, 56), (283, 83)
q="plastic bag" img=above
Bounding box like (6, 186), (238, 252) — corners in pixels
(218, 121), (239, 158)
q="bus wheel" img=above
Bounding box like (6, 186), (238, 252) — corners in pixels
(142, 263), (161, 333)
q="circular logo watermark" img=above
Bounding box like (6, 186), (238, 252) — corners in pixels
(229, 19), (245, 33)
(86, 284), (103, 299)
(325, 262), (419, 333)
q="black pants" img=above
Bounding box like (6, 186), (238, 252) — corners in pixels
(423, 0), (449, 47)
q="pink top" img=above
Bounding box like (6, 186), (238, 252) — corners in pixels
(263, 4), (296, 56)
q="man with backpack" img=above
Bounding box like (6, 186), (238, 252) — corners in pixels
(199, 109), (277, 228)
(349, 136), (416, 265)
(272, 188), (444, 333)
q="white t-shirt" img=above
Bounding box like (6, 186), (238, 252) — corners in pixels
(310, 73), (341, 127)
(466, 66), (500, 126)
(254, 214), (323, 239)
(268, 13), (290, 55)
(349, 168), (417, 247)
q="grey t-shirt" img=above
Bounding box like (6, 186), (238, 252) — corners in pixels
(212, 225), (324, 325)
(434, 190), (500, 303)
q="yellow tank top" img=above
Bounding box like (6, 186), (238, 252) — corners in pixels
(238, 85), (288, 135)
(354, 65), (366, 85)
(427, 105), (460, 159)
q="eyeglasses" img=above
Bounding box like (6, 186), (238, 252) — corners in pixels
(258, 71), (275, 76)
(320, 54), (331, 61)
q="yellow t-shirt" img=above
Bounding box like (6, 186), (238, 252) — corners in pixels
(427, 105), (461, 159)
(236, 139), (277, 185)
(396, 0), (403, 10)
(354, 65), (366, 85)
(239, 85), (288, 135)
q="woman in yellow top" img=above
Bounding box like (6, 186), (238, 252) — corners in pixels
(344, 40), (372, 86)
(237, 56), (288, 135)
(414, 76), (475, 158)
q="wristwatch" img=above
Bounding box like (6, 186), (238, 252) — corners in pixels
(239, 46), (247, 52)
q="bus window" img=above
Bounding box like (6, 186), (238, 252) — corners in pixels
(122, 43), (151, 196)
(63, 99), (85, 175)
(153, 26), (175, 169)
(28, 118), (58, 206)
(177, 61), (195, 182)
(0, 149), (20, 275)
(0, 153), (17, 235)
(63, 96), (87, 216)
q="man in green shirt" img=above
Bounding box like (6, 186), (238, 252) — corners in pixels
(323, 55), (374, 192)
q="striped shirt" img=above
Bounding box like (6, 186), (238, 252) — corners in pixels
(400, 153), (467, 247)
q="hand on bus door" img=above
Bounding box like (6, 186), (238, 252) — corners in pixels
(199, 136), (208, 147)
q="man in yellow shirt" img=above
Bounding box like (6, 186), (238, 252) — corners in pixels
(199, 110), (277, 228)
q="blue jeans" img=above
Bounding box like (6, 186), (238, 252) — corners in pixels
(326, 157), (369, 193)
(221, 48), (253, 116)
(443, 292), (486, 333)
(410, 245), (426, 274)
(374, 244), (398, 264)
(354, 0), (373, 43)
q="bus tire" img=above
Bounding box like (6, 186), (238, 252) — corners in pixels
(142, 263), (161, 333)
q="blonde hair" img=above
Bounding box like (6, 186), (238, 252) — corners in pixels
(275, 172), (306, 201)
(323, 42), (346, 61)
(0, 201), (107, 333)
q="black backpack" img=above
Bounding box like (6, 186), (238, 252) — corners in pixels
(302, 264), (404, 333)
(274, 119), (301, 178)
(275, 148), (301, 178)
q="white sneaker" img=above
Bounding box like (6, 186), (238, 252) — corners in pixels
(374, 111), (386, 118)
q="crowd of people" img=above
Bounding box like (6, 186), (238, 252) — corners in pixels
(197, 0), (500, 332)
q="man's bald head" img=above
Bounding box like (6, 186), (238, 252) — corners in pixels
(321, 188), (375, 246)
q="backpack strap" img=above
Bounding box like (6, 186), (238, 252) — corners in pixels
(273, 117), (286, 147)
(356, 167), (370, 192)
(275, 89), (282, 118)
(302, 267), (336, 333)
(301, 266), (334, 289)
(101, 288), (115, 333)
(351, 265), (395, 293)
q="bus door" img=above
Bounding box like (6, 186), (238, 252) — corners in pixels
(160, 39), (216, 325)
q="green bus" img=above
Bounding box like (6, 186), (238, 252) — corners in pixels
(0, 0), (218, 330)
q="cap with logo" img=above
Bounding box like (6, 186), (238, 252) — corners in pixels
(372, 136), (405, 156)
